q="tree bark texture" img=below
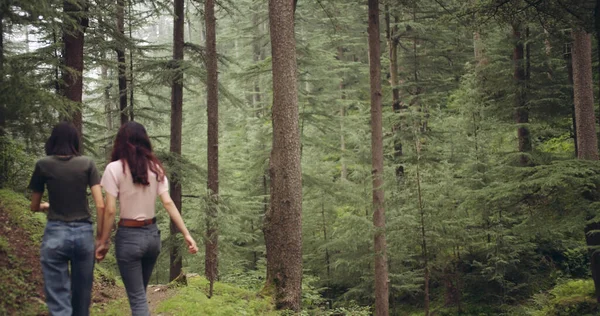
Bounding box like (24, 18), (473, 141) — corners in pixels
(264, 0), (303, 311)
(62, 0), (87, 150)
(596, 0), (600, 143)
(571, 30), (598, 161)
(116, 0), (128, 126)
(0, 8), (5, 136)
(564, 46), (578, 157)
(128, 0), (134, 121)
(0, 8), (6, 187)
(368, 0), (390, 314)
(337, 47), (347, 181)
(512, 24), (531, 165)
(572, 28), (600, 301)
(385, 5), (403, 180)
(205, 0), (219, 297)
(169, 0), (184, 282)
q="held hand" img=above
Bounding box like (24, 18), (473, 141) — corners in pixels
(184, 234), (198, 254)
(95, 240), (110, 262)
(39, 202), (50, 212)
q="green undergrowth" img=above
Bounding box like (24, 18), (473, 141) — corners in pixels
(0, 189), (47, 315)
(524, 279), (598, 316)
(0, 189), (46, 241)
(156, 276), (276, 315)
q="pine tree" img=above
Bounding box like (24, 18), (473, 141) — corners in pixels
(264, 0), (303, 310)
(116, 0), (128, 125)
(169, 0), (184, 282)
(205, 0), (219, 298)
(62, 0), (88, 148)
(368, 0), (389, 314)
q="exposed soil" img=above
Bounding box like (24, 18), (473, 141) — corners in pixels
(0, 205), (123, 315)
(147, 284), (176, 315)
(0, 205), (45, 314)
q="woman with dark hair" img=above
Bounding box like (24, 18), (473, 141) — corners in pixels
(29, 121), (105, 316)
(95, 121), (198, 315)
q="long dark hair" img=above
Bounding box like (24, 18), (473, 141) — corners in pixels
(111, 122), (165, 185)
(45, 122), (81, 156)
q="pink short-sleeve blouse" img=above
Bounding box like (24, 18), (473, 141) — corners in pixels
(101, 161), (169, 220)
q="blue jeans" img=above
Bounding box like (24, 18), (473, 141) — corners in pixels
(116, 224), (161, 316)
(40, 221), (95, 316)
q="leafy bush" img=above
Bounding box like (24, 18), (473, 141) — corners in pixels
(527, 279), (597, 316)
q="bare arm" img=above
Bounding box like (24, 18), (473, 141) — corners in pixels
(90, 184), (105, 240)
(160, 192), (191, 237)
(30, 192), (49, 212)
(160, 192), (198, 254)
(98, 193), (117, 243)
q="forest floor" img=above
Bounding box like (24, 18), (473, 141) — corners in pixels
(0, 189), (122, 315)
(0, 189), (275, 316)
(93, 275), (276, 315)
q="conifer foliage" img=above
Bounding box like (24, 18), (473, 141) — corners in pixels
(2, 0), (600, 314)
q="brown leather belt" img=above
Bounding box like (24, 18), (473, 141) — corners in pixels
(118, 217), (156, 228)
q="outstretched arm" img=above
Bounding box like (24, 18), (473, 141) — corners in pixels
(159, 192), (198, 254)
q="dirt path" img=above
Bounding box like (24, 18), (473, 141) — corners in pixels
(147, 284), (177, 315)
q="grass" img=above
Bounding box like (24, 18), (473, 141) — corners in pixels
(156, 276), (276, 316)
(0, 190), (46, 241)
(0, 189), (47, 315)
(93, 275), (277, 315)
(91, 298), (130, 316)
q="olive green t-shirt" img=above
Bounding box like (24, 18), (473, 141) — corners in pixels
(28, 156), (101, 222)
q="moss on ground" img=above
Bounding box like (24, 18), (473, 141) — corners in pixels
(156, 276), (276, 315)
(0, 189), (47, 315)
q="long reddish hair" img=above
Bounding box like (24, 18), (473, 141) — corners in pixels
(111, 121), (165, 185)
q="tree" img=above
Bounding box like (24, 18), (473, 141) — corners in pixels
(571, 27), (600, 302)
(62, 0), (88, 148)
(116, 0), (128, 125)
(263, 0), (303, 311)
(571, 29), (597, 161)
(205, 0), (219, 298)
(169, 0), (184, 282)
(385, 3), (403, 180)
(368, 0), (389, 314)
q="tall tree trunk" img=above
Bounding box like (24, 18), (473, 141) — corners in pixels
(416, 143), (430, 316)
(53, 31), (61, 94)
(338, 47), (347, 181)
(0, 8), (5, 137)
(513, 24), (531, 165)
(565, 45), (578, 156)
(321, 199), (331, 280)
(128, 0), (134, 121)
(0, 8), (6, 188)
(205, 0), (219, 298)
(169, 0), (184, 282)
(572, 28), (600, 302)
(572, 30), (598, 161)
(368, 0), (389, 314)
(385, 5), (403, 180)
(264, 0), (303, 311)
(101, 47), (112, 162)
(63, 0), (87, 149)
(596, 0), (600, 142)
(116, 0), (128, 125)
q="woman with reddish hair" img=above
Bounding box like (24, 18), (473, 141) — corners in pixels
(95, 121), (197, 315)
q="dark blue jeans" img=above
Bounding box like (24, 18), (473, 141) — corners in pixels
(115, 224), (161, 316)
(40, 221), (95, 316)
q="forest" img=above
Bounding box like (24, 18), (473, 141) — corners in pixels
(1, 0), (600, 315)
